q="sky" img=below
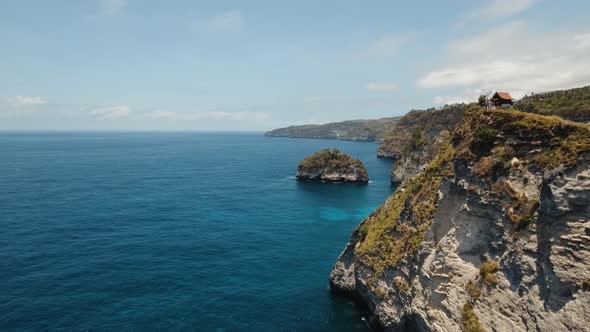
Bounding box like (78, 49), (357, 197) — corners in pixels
(1, 0), (590, 131)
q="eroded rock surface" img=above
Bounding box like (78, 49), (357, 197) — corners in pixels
(330, 108), (590, 331)
(390, 131), (450, 184)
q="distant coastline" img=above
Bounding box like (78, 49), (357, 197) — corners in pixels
(264, 117), (401, 143)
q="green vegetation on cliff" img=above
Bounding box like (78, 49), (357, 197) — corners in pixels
(331, 99), (590, 331)
(356, 140), (455, 278)
(462, 303), (484, 332)
(465, 280), (482, 300)
(479, 260), (500, 286)
(455, 107), (590, 170)
(378, 104), (465, 158)
(514, 85), (590, 122)
(354, 106), (590, 279)
(265, 117), (401, 142)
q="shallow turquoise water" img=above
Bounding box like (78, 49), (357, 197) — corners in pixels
(0, 132), (394, 331)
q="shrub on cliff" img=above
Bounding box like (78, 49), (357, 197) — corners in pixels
(462, 303), (484, 332)
(479, 260), (500, 286)
(471, 125), (497, 157)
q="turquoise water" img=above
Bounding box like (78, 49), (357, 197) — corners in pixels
(0, 132), (394, 331)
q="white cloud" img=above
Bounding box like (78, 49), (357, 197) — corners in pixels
(473, 0), (536, 19)
(368, 35), (406, 55)
(448, 21), (529, 56)
(90, 105), (131, 119)
(574, 32), (590, 49)
(458, 0), (536, 26)
(143, 110), (177, 120)
(366, 82), (399, 91)
(98, 0), (127, 16)
(418, 21), (590, 98)
(193, 10), (244, 32)
(433, 89), (484, 105)
(12, 95), (47, 106)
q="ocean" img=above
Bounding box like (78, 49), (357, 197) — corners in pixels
(0, 132), (395, 331)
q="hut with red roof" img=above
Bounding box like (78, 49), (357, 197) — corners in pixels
(491, 92), (514, 108)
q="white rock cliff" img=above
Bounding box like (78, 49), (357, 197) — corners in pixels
(330, 108), (590, 332)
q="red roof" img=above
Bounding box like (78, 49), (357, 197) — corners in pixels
(495, 92), (513, 100)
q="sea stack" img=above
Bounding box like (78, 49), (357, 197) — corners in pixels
(296, 149), (369, 183)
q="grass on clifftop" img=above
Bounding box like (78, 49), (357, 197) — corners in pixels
(455, 106), (590, 170)
(514, 85), (590, 122)
(459, 106), (589, 228)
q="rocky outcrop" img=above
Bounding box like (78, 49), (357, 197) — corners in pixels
(330, 107), (590, 331)
(389, 130), (450, 184)
(297, 149), (369, 183)
(377, 104), (464, 159)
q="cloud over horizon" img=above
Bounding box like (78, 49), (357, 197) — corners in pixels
(418, 21), (590, 99)
(90, 105), (132, 119)
(11, 96), (47, 106)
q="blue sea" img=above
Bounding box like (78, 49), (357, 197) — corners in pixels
(0, 132), (395, 331)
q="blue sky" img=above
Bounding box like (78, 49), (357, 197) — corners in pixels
(1, 0), (590, 130)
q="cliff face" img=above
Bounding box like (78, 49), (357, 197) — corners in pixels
(297, 149), (369, 183)
(377, 105), (464, 159)
(389, 130), (450, 184)
(265, 117), (401, 142)
(330, 107), (590, 331)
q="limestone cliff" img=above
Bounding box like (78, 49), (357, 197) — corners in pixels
(377, 105), (464, 159)
(330, 107), (590, 331)
(297, 149), (369, 183)
(389, 130), (450, 185)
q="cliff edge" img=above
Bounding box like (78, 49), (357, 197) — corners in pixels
(377, 105), (464, 159)
(330, 107), (590, 331)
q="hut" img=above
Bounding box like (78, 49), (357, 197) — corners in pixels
(491, 92), (514, 108)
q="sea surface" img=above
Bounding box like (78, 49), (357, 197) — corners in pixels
(0, 132), (395, 331)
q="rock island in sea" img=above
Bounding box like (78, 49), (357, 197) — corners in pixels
(296, 149), (369, 183)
